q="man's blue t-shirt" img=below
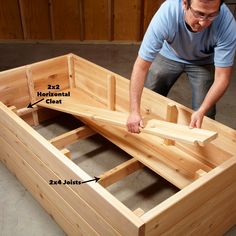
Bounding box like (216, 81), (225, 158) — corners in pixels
(139, 0), (236, 67)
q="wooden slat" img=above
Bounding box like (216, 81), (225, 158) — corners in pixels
(18, 0), (51, 39)
(0, 122), (121, 236)
(0, 135), (98, 236)
(49, 126), (96, 149)
(114, 0), (142, 40)
(0, 102), (144, 236)
(0, 0), (23, 39)
(141, 157), (236, 236)
(133, 208), (145, 217)
(83, 0), (109, 40)
(70, 89), (214, 189)
(67, 54), (75, 88)
(145, 119), (217, 146)
(31, 56), (69, 93)
(164, 103), (178, 145)
(38, 92), (217, 146)
(143, 0), (164, 35)
(51, 0), (81, 40)
(0, 66), (30, 109)
(98, 158), (144, 188)
(61, 148), (71, 159)
(26, 65), (39, 126)
(107, 74), (116, 110)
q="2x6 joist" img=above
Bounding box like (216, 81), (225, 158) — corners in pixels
(49, 126), (96, 149)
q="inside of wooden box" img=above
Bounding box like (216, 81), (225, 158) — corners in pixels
(2, 53), (235, 217)
(33, 113), (179, 216)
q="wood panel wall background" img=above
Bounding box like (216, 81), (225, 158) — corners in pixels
(0, 0), (164, 41)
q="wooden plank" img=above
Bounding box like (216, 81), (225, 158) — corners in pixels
(133, 208), (145, 217)
(0, 119), (124, 236)
(26, 65), (39, 126)
(108, 0), (114, 41)
(107, 74), (116, 110)
(0, 66), (30, 109)
(71, 89), (216, 188)
(145, 119), (218, 146)
(114, 0), (142, 41)
(141, 157), (236, 235)
(79, 116), (193, 189)
(49, 126), (96, 149)
(0, 0), (23, 39)
(18, 0), (51, 39)
(61, 148), (71, 159)
(98, 158), (144, 188)
(51, 0), (81, 40)
(67, 54), (75, 88)
(164, 103), (178, 145)
(83, 0), (109, 40)
(31, 56), (69, 93)
(0, 136), (98, 236)
(0, 102), (144, 236)
(143, 0), (164, 35)
(38, 92), (217, 146)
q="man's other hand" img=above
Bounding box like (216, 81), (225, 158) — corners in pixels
(189, 109), (205, 128)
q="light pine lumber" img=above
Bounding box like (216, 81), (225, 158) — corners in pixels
(163, 181), (236, 235)
(133, 208), (145, 217)
(98, 158), (144, 188)
(164, 103), (178, 145)
(65, 89), (212, 188)
(9, 105), (17, 113)
(0, 137), (97, 236)
(73, 54), (236, 155)
(26, 65), (39, 126)
(67, 54), (75, 88)
(0, 122), (122, 236)
(141, 157), (236, 236)
(61, 148), (71, 159)
(38, 91), (217, 146)
(145, 119), (218, 146)
(79, 117), (193, 189)
(49, 126), (96, 149)
(107, 74), (116, 110)
(0, 102), (144, 236)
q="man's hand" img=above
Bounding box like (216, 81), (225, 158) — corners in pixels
(189, 109), (205, 128)
(126, 112), (144, 133)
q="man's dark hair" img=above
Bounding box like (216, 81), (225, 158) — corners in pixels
(186, 0), (224, 8)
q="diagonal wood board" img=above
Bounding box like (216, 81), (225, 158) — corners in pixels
(37, 91), (217, 146)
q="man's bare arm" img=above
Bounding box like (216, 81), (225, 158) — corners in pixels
(127, 56), (152, 133)
(190, 66), (232, 128)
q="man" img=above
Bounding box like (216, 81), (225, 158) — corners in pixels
(127, 0), (236, 133)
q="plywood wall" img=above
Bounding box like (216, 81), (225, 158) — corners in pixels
(0, 0), (164, 41)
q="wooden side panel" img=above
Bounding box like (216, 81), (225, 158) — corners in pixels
(0, 102), (144, 236)
(114, 0), (142, 41)
(141, 157), (236, 235)
(0, 136), (96, 236)
(51, 0), (81, 40)
(0, 66), (29, 108)
(83, 0), (109, 40)
(19, 0), (51, 39)
(31, 56), (69, 93)
(0, 0), (23, 39)
(143, 0), (164, 35)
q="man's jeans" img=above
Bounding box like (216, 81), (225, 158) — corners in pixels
(145, 54), (216, 119)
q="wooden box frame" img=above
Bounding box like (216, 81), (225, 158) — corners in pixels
(0, 54), (236, 236)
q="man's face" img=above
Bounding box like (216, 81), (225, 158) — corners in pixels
(183, 0), (221, 32)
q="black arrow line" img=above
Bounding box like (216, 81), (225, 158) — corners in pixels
(27, 98), (45, 108)
(80, 176), (100, 185)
